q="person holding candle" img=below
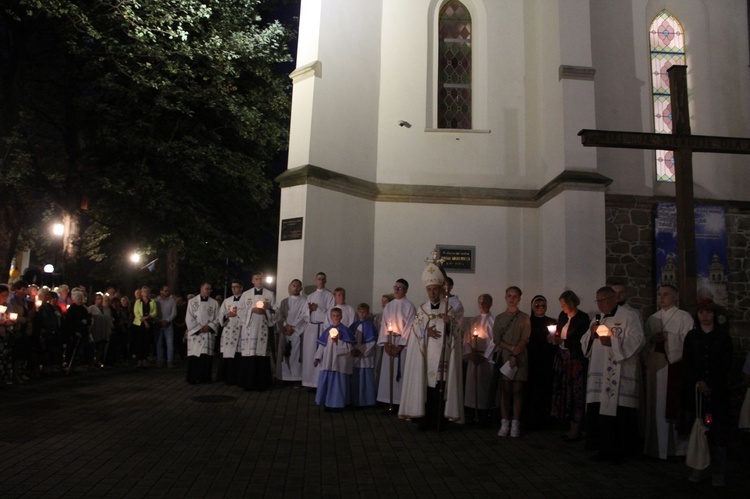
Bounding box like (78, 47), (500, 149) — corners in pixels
(7, 280), (33, 382)
(239, 282), (274, 392)
(276, 279), (307, 384)
(643, 284), (693, 460)
(0, 284), (13, 384)
(462, 294), (495, 423)
(682, 299), (732, 487)
(525, 295), (558, 432)
(376, 279), (416, 410)
(493, 286), (531, 438)
(301, 272), (335, 389)
(217, 279), (245, 385)
(372, 293), (394, 393)
(399, 258), (464, 428)
(581, 286), (645, 464)
(314, 307), (355, 411)
(550, 290), (590, 441)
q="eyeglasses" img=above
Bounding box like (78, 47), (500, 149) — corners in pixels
(393, 286), (405, 291)
(533, 303), (547, 308)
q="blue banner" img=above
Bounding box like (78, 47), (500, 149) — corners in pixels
(654, 203), (728, 306)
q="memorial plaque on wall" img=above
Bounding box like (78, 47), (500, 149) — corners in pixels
(280, 217), (303, 241)
(437, 245), (475, 273)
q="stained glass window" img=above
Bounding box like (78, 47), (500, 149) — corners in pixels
(438, 1), (471, 129)
(649, 10), (685, 182)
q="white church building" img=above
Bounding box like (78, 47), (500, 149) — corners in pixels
(275, 0), (750, 320)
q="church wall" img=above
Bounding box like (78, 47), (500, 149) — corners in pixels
(540, 190), (607, 320)
(375, 0), (564, 191)
(291, 0), (383, 182)
(371, 201), (540, 315)
(591, 1), (750, 201)
(276, 185), (375, 304)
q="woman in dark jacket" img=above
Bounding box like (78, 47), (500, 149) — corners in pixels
(682, 299), (732, 486)
(525, 295), (558, 431)
(550, 290), (590, 441)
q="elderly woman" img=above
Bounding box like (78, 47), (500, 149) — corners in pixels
(63, 290), (91, 368)
(549, 290), (590, 441)
(132, 286), (157, 367)
(682, 299), (733, 487)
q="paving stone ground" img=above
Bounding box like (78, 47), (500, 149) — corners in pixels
(1, 366), (748, 498)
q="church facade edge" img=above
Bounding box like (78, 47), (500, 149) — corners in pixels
(276, 165), (612, 208)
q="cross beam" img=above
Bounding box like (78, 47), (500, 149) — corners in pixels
(579, 65), (750, 310)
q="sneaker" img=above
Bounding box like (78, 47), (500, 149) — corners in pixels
(510, 420), (521, 437)
(711, 474), (725, 487)
(497, 419), (510, 437)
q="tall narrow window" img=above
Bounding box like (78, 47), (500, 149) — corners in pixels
(649, 10), (685, 182)
(438, 1), (471, 129)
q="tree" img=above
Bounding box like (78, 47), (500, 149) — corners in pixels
(0, 0), (293, 293)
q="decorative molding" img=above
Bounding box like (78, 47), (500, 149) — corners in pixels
(559, 65), (596, 81)
(424, 128), (492, 134)
(276, 165), (613, 207)
(289, 60), (322, 84)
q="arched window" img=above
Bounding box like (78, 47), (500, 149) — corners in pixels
(438, 1), (472, 129)
(649, 10), (685, 182)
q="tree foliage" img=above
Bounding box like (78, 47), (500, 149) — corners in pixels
(0, 0), (293, 293)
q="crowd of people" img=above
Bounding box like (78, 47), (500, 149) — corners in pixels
(2, 267), (747, 488)
(0, 280), (189, 384)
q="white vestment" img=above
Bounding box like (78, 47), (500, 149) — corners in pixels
(398, 302), (464, 423)
(301, 288), (335, 388)
(328, 303), (356, 328)
(643, 306), (693, 459)
(186, 296), (220, 357)
(581, 306), (645, 416)
(376, 297), (416, 405)
(276, 294), (307, 381)
(219, 296), (245, 358)
(462, 312), (495, 409)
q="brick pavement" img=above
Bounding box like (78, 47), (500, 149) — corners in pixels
(1, 367), (747, 498)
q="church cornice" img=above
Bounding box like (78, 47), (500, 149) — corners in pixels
(276, 165), (613, 207)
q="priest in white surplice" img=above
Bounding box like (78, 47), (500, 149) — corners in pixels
(582, 286), (645, 464)
(643, 284), (693, 459)
(376, 279), (415, 408)
(398, 257), (464, 428)
(186, 283), (221, 384)
(301, 272), (336, 388)
(239, 272), (276, 391)
(276, 279), (307, 382)
(217, 279), (246, 385)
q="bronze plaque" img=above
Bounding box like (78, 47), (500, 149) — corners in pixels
(437, 245), (475, 273)
(280, 217), (303, 241)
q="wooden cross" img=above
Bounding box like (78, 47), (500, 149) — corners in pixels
(579, 65), (750, 309)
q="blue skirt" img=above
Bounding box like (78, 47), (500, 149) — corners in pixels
(350, 367), (376, 406)
(315, 370), (351, 408)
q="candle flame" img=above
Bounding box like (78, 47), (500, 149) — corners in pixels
(329, 328), (339, 339)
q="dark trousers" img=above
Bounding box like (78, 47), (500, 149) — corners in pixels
(186, 354), (213, 384)
(240, 356), (272, 391)
(586, 403), (639, 460)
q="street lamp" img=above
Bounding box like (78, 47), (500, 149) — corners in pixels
(130, 252), (142, 264)
(52, 223), (64, 237)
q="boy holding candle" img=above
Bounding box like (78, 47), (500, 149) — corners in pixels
(314, 308), (355, 411)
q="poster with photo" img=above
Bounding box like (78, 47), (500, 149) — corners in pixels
(655, 204), (728, 306)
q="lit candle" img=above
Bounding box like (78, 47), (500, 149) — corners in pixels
(387, 322), (393, 346)
(255, 300), (265, 309)
(596, 324), (611, 337)
(547, 325), (557, 335)
(472, 328), (478, 351)
(0, 305), (6, 314)
(35, 300), (43, 309)
(9, 312), (18, 321)
(329, 328), (339, 339)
